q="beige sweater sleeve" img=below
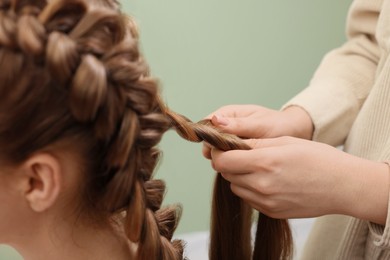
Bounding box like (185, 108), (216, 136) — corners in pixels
(282, 0), (381, 146)
(369, 202), (390, 250)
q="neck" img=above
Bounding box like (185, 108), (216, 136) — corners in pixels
(9, 212), (134, 260)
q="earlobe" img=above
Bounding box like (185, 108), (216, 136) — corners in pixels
(23, 154), (62, 212)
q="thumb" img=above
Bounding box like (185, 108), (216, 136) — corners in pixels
(211, 114), (259, 138)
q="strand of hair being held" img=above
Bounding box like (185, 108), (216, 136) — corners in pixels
(163, 107), (293, 260)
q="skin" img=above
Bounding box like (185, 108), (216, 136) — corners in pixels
(203, 105), (389, 225)
(0, 147), (134, 260)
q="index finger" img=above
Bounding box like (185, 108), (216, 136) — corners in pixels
(205, 104), (259, 119)
(202, 142), (213, 159)
(210, 148), (261, 174)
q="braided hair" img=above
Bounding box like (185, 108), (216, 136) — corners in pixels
(0, 0), (293, 259)
(0, 0), (182, 259)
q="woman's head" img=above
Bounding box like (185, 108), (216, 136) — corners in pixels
(0, 0), (183, 258)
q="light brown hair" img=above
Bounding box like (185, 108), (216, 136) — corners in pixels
(167, 113), (293, 260)
(0, 0), (293, 259)
(0, 0), (182, 259)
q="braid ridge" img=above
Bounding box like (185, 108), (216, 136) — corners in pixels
(0, 9), (17, 47)
(17, 14), (46, 56)
(70, 53), (107, 122)
(46, 31), (79, 85)
(138, 208), (183, 260)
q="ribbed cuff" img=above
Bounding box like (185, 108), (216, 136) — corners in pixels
(368, 162), (390, 249)
(281, 83), (359, 147)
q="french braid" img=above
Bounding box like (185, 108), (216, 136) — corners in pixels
(0, 0), (183, 259)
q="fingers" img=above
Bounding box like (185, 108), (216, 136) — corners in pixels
(210, 148), (259, 174)
(221, 172), (257, 193)
(230, 183), (261, 206)
(209, 136), (299, 172)
(205, 104), (259, 119)
(211, 115), (256, 138)
(243, 136), (299, 149)
(204, 105), (265, 138)
(202, 142), (212, 159)
(229, 183), (270, 214)
(222, 171), (275, 196)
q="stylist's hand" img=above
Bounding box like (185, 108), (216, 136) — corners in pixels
(211, 136), (389, 224)
(202, 105), (313, 159)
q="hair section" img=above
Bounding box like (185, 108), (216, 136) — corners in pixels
(166, 110), (293, 260)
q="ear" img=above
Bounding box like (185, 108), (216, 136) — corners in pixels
(22, 154), (62, 212)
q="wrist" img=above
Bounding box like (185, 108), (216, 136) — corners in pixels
(281, 106), (314, 140)
(341, 158), (389, 225)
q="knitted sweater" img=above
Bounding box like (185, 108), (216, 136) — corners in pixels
(284, 0), (390, 259)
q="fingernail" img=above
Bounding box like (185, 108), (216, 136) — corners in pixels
(212, 115), (229, 126)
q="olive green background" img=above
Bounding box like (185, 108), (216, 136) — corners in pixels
(0, 0), (351, 258)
